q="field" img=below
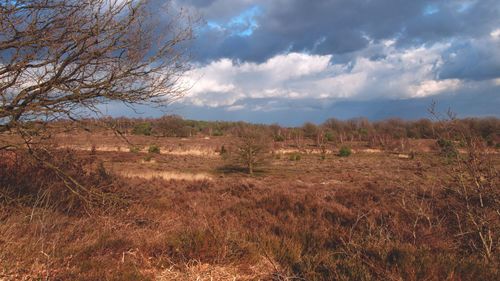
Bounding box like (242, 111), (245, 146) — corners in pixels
(0, 124), (499, 280)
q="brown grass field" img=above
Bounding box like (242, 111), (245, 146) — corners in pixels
(0, 128), (499, 280)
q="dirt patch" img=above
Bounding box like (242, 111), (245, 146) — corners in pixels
(275, 148), (333, 154)
(118, 170), (213, 181)
(161, 148), (217, 157)
(58, 145), (218, 157)
(360, 148), (383, 153)
(157, 260), (276, 281)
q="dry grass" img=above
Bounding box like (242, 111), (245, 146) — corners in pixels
(157, 259), (276, 281)
(1, 132), (499, 280)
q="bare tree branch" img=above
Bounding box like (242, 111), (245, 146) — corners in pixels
(1, 0), (195, 136)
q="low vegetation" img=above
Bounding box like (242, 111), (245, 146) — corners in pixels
(0, 116), (499, 280)
(338, 146), (352, 157)
(148, 145), (161, 154)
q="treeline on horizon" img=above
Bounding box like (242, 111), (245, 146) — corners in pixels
(48, 115), (500, 148)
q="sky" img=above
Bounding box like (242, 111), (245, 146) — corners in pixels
(109, 0), (500, 125)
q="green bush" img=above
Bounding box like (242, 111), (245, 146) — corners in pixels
(132, 122), (152, 136)
(274, 135), (285, 142)
(485, 138), (494, 147)
(338, 146), (352, 157)
(436, 139), (458, 158)
(148, 145), (160, 154)
(129, 146), (141, 153)
(324, 131), (334, 142)
(212, 129), (224, 136)
(289, 153), (301, 161)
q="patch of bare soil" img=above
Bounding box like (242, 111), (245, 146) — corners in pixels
(119, 170), (213, 181)
(156, 259), (276, 281)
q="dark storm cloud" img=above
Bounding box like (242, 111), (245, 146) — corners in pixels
(133, 0), (500, 123)
(438, 38), (500, 81)
(178, 0), (500, 63)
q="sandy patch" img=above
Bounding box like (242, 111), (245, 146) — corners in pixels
(274, 148), (332, 154)
(58, 144), (122, 152)
(397, 154), (411, 159)
(57, 144), (219, 157)
(162, 149), (217, 157)
(157, 259), (276, 281)
(360, 148), (383, 153)
(118, 170), (213, 181)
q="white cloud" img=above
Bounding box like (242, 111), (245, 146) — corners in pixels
(226, 104), (245, 111)
(491, 28), (500, 40)
(411, 79), (462, 97)
(181, 41), (466, 109)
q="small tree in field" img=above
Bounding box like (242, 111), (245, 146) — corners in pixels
(235, 127), (270, 175)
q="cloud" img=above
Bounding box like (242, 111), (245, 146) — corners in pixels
(138, 0), (500, 123)
(181, 40), (482, 108)
(437, 32), (500, 81)
(102, 82), (499, 125)
(183, 52), (332, 106)
(178, 0), (500, 62)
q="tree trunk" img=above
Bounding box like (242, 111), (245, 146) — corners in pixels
(248, 162), (254, 175)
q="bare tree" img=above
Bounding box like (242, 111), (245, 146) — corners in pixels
(0, 0), (194, 140)
(235, 127), (270, 175)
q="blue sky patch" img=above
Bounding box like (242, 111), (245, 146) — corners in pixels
(205, 5), (262, 37)
(423, 4), (440, 16)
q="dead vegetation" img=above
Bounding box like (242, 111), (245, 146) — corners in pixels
(0, 116), (499, 280)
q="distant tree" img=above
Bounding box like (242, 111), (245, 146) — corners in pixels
(290, 128), (304, 148)
(302, 122), (318, 139)
(324, 130), (334, 142)
(154, 115), (186, 137)
(132, 122), (152, 136)
(270, 123), (284, 142)
(324, 118), (346, 143)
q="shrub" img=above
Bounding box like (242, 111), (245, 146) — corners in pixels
(129, 146), (141, 153)
(219, 145), (227, 155)
(148, 145), (160, 154)
(219, 145), (229, 160)
(212, 129), (224, 136)
(324, 131), (334, 142)
(289, 153), (301, 161)
(486, 138), (494, 147)
(436, 138), (458, 158)
(274, 135), (285, 142)
(338, 146), (352, 157)
(0, 149), (115, 213)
